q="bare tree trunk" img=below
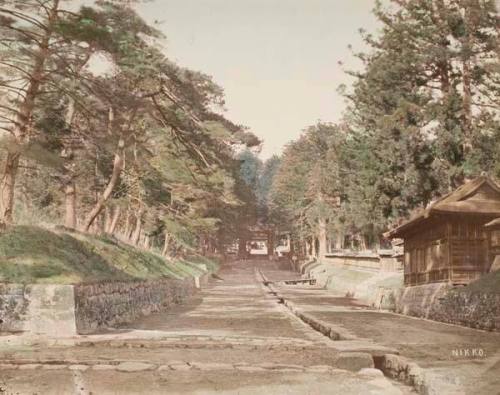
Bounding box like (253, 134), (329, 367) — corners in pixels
(97, 212), (105, 234)
(461, 5), (473, 156)
(238, 237), (247, 259)
(62, 96), (77, 229)
(108, 206), (121, 234)
(305, 239), (311, 257)
(131, 210), (143, 245)
(20, 167), (32, 213)
(64, 181), (77, 228)
(318, 217), (327, 261)
(0, 152), (20, 225)
(360, 235), (367, 251)
(162, 232), (171, 256)
(104, 207), (111, 232)
(123, 207), (131, 238)
(334, 232), (343, 250)
(83, 110), (124, 232)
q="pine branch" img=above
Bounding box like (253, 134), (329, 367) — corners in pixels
(0, 7), (47, 31)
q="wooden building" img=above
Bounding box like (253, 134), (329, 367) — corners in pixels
(385, 176), (500, 286)
(485, 217), (500, 272)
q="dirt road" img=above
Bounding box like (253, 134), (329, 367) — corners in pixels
(0, 260), (430, 394)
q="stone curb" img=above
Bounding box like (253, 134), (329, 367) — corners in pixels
(257, 268), (453, 394)
(374, 354), (464, 395)
(259, 272), (359, 343)
(0, 360), (347, 374)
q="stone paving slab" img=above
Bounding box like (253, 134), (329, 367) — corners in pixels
(265, 268), (500, 395)
(0, 366), (410, 395)
(0, 260), (416, 395)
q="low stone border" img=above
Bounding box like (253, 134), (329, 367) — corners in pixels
(374, 354), (464, 394)
(0, 359), (344, 374)
(256, 269), (460, 394)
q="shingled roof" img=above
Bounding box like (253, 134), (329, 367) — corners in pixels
(485, 217), (500, 229)
(385, 175), (500, 238)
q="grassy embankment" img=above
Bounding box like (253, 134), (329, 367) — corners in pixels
(0, 226), (219, 284)
(461, 269), (500, 294)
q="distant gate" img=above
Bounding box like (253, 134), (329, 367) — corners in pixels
(238, 226), (275, 260)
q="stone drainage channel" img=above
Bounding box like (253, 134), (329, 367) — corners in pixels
(256, 268), (458, 395)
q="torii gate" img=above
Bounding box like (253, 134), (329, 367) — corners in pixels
(238, 225), (275, 260)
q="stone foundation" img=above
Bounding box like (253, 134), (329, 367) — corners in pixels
(1, 276), (204, 336)
(394, 283), (450, 317)
(303, 260), (500, 331)
(323, 251), (402, 272)
(0, 284), (29, 332)
(0, 284), (76, 335)
(394, 283), (500, 331)
(75, 278), (197, 334)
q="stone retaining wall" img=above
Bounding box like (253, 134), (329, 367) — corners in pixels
(0, 284), (76, 335)
(302, 260), (500, 331)
(75, 278), (197, 334)
(427, 289), (500, 330)
(394, 283), (500, 331)
(0, 284), (28, 332)
(1, 275), (204, 336)
(323, 251), (402, 272)
(394, 283), (450, 317)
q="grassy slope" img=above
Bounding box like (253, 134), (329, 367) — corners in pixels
(462, 269), (500, 294)
(0, 226), (219, 284)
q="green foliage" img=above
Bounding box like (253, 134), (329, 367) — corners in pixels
(0, 0), (260, 257)
(269, 123), (345, 242)
(268, 0), (500, 249)
(340, 0), (499, 242)
(257, 155), (281, 221)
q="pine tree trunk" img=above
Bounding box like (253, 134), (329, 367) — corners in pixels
(131, 210), (143, 245)
(123, 207), (131, 238)
(238, 237), (247, 259)
(108, 206), (121, 234)
(131, 223), (142, 246)
(318, 217), (327, 261)
(305, 239), (311, 257)
(0, 0), (59, 226)
(461, 5), (473, 155)
(162, 232), (171, 256)
(0, 152), (20, 225)
(360, 235), (368, 251)
(335, 232), (343, 250)
(62, 96), (77, 229)
(83, 111), (124, 232)
(97, 212), (105, 234)
(64, 181), (77, 228)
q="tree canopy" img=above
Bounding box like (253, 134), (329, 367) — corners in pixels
(267, 0), (500, 255)
(0, 0), (260, 257)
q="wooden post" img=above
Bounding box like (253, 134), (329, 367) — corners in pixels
(447, 221), (453, 283)
(267, 228), (275, 260)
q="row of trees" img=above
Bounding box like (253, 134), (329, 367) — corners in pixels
(0, 0), (259, 256)
(267, 0), (500, 255)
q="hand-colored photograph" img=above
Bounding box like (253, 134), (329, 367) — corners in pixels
(0, 1), (499, 394)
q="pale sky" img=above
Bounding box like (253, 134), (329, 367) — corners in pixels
(135, 0), (382, 159)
